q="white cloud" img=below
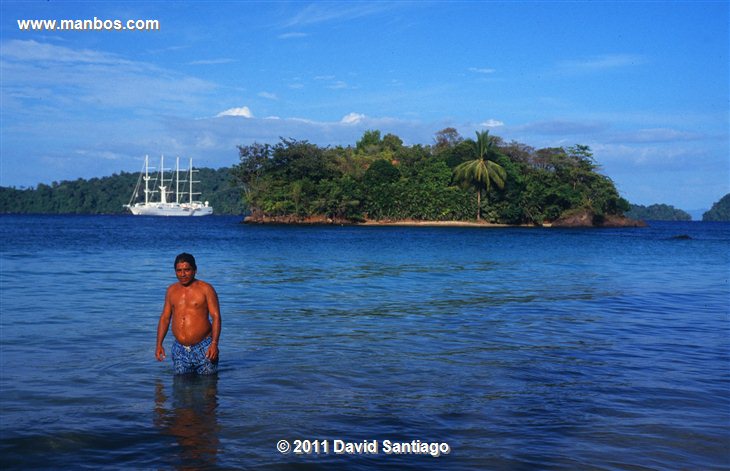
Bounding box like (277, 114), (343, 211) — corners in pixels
(2, 39), (125, 65)
(1, 39), (217, 114)
(216, 106), (253, 118)
(289, 117), (317, 124)
(469, 67), (496, 74)
(278, 32), (309, 40)
(480, 119), (504, 128)
(281, 3), (397, 28)
(195, 133), (218, 149)
(608, 128), (703, 144)
(557, 54), (646, 73)
(73, 149), (125, 161)
(312, 75), (352, 90)
(515, 119), (606, 135)
(258, 91), (278, 100)
(187, 58), (237, 65)
(341, 113), (365, 125)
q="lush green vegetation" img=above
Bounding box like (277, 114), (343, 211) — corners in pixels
(232, 129), (630, 225)
(626, 204), (691, 221)
(702, 193), (730, 221)
(0, 129), (634, 222)
(0, 167), (245, 215)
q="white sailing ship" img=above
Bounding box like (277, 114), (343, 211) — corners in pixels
(124, 155), (213, 216)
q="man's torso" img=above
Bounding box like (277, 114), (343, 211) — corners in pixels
(169, 280), (212, 346)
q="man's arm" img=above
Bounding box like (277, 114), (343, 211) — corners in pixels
(205, 284), (221, 361)
(155, 289), (173, 361)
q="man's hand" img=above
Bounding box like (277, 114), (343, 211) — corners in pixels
(206, 342), (219, 361)
(155, 345), (166, 361)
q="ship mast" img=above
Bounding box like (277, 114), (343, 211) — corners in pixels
(175, 156), (180, 204)
(159, 155), (167, 204)
(143, 155), (150, 205)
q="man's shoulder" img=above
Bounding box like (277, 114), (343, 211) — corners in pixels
(194, 279), (215, 291)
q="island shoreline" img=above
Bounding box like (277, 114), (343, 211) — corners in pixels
(242, 212), (646, 228)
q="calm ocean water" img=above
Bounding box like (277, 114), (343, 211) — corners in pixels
(0, 215), (728, 470)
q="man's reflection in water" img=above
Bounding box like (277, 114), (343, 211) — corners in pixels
(154, 374), (219, 470)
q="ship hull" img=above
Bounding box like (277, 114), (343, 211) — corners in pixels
(128, 203), (213, 216)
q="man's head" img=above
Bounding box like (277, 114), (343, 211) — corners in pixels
(174, 253), (197, 270)
(174, 253), (197, 286)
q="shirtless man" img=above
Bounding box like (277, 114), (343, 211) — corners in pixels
(156, 253), (221, 375)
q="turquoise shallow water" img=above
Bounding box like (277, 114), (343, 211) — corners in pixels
(1, 215), (728, 470)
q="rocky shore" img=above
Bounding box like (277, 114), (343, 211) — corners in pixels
(549, 210), (647, 228)
(243, 210), (646, 228)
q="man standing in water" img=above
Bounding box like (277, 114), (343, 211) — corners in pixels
(156, 253), (221, 375)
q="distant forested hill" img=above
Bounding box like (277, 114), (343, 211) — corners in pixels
(625, 203), (691, 221)
(702, 193), (730, 221)
(0, 167), (245, 215)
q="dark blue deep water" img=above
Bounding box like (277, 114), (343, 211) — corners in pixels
(1, 215), (728, 470)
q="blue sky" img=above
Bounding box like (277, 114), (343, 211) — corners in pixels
(1, 1), (728, 214)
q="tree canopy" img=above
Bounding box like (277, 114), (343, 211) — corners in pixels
(232, 129), (630, 224)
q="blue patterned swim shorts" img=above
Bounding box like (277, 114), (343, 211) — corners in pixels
(172, 336), (218, 375)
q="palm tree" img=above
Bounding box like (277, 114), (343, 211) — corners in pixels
(453, 130), (507, 221)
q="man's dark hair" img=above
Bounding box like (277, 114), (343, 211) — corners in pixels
(174, 253), (197, 270)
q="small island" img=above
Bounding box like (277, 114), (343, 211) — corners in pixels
(626, 204), (692, 221)
(234, 129), (643, 228)
(702, 193), (730, 221)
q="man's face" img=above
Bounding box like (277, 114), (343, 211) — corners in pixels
(175, 262), (196, 286)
